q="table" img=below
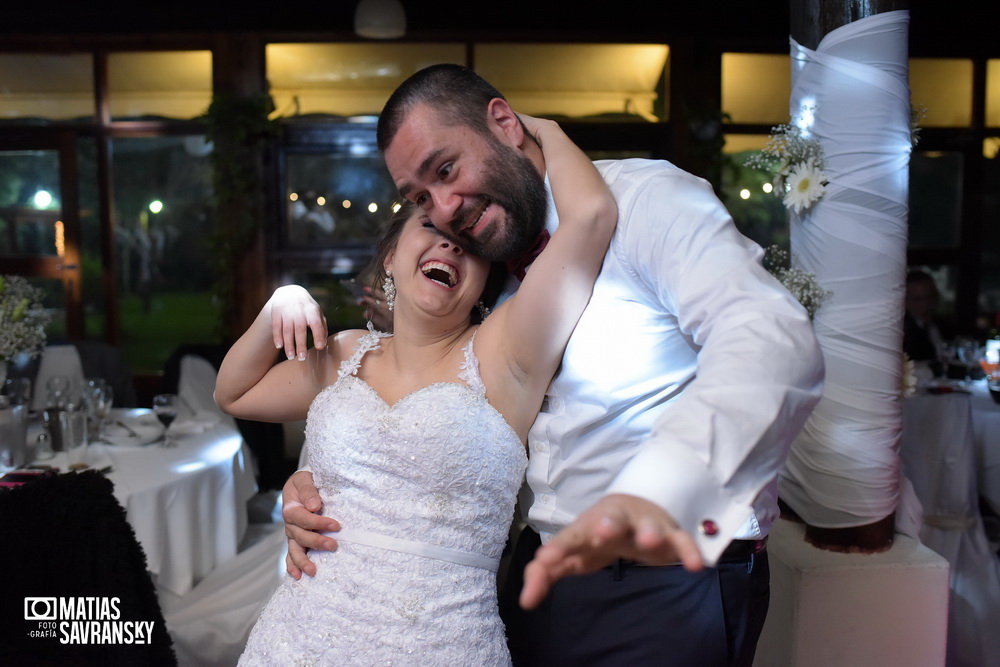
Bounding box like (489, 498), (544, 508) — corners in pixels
(900, 385), (1000, 666)
(28, 413), (258, 597)
(969, 380), (1000, 516)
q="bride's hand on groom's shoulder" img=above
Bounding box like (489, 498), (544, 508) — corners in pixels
(268, 285), (328, 362)
(282, 470), (340, 579)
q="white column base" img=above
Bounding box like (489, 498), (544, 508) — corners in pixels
(754, 518), (950, 667)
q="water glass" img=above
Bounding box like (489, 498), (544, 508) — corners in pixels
(0, 396), (29, 472)
(83, 379), (113, 440)
(3, 377), (33, 406)
(62, 409), (89, 469)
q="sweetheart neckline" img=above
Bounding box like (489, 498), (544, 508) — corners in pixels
(328, 375), (524, 447)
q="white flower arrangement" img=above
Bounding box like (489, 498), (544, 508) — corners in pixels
(745, 121), (829, 214)
(0, 275), (50, 362)
(763, 246), (831, 320)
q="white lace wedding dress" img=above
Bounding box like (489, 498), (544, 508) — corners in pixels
(239, 329), (528, 666)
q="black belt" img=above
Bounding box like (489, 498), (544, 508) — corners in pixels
(606, 537), (767, 572)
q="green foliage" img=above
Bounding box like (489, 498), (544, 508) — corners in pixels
(204, 93), (277, 341)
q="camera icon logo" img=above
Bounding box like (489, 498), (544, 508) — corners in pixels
(24, 597), (57, 621)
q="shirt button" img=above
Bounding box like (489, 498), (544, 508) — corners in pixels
(699, 519), (719, 536)
(533, 441), (547, 453)
(540, 494), (552, 504)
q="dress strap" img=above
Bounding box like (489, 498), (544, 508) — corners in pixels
(337, 322), (391, 381)
(457, 332), (487, 396)
(323, 527), (499, 572)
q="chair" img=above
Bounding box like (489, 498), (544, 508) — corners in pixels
(0, 470), (177, 665)
(162, 344), (290, 490)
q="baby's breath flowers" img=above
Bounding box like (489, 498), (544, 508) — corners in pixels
(745, 121), (829, 214)
(762, 246), (831, 320)
(0, 275), (50, 362)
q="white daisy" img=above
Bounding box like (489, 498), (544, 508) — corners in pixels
(783, 162), (828, 214)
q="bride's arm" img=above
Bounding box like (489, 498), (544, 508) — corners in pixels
(215, 285), (338, 422)
(482, 116), (617, 430)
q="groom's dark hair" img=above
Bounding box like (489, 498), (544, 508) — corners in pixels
(377, 64), (506, 153)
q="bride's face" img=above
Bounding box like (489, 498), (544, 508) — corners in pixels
(385, 213), (490, 321)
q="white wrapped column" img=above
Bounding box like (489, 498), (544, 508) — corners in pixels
(777, 11), (919, 535)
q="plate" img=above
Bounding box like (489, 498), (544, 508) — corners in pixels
(99, 408), (165, 447)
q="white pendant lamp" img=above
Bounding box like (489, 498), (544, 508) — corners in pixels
(354, 0), (407, 39)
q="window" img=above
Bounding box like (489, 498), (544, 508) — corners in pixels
(266, 43), (465, 118)
(0, 53), (94, 121)
(107, 51), (212, 121)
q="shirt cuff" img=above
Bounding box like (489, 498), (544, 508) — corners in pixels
(607, 445), (753, 566)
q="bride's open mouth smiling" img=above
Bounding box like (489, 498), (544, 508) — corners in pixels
(420, 261), (459, 288)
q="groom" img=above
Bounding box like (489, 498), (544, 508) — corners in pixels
(282, 64), (824, 666)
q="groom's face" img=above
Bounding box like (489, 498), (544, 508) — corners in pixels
(384, 103), (547, 263)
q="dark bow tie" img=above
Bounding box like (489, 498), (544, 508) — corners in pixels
(506, 230), (551, 282)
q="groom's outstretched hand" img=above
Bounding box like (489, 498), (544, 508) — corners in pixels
(519, 494), (704, 609)
(282, 470), (340, 579)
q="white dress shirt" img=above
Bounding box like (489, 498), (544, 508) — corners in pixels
(518, 159), (824, 565)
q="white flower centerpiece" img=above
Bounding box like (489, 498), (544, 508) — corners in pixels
(745, 120), (829, 214)
(0, 275), (50, 385)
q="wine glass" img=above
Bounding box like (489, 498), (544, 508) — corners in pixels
(88, 384), (115, 438)
(152, 393), (179, 447)
(955, 338), (980, 383)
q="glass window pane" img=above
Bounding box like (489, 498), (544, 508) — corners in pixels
(111, 136), (220, 373)
(720, 134), (789, 249)
(77, 137), (106, 339)
(266, 43), (465, 118)
(987, 60), (1000, 128)
(982, 147), (1000, 320)
(0, 149), (62, 257)
(722, 54), (790, 125)
(909, 58), (972, 128)
(474, 44), (669, 121)
(909, 151), (963, 248)
(108, 51), (212, 121)
(0, 53), (94, 122)
(280, 269), (370, 333)
(284, 138), (397, 250)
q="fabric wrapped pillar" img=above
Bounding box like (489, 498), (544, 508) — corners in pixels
(778, 10), (921, 542)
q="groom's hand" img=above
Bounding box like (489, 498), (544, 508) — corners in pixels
(282, 470), (340, 579)
(519, 494), (704, 609)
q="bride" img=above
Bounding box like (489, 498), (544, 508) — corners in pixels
(215, 115), (616, 665)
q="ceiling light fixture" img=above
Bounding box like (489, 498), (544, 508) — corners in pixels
(354, 0), (406, 39)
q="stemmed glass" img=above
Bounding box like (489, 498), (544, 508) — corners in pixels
(955, 338), (980, 383)
(85, 383), (114, 442)
(152, 393), (179, 447)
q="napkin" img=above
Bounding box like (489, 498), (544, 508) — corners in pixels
(170, 409), (221, 437)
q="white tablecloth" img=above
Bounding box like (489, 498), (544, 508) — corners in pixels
(970, 380), (1000, 517)
(32, 417), (258, 597)
(900, 388), (1000, 666)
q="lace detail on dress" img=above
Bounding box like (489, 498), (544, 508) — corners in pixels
(337, 322), (390, 381)
(239, 327), (526, 667)
(457, 332), (487, 396)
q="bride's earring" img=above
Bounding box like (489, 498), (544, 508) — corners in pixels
(476, 301), (490, 321)
(383, 273), (396, 312)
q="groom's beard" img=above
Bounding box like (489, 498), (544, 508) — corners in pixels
(446, 142), (548, 263)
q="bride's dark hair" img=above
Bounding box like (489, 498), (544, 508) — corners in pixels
(370, 202), (508, 331)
